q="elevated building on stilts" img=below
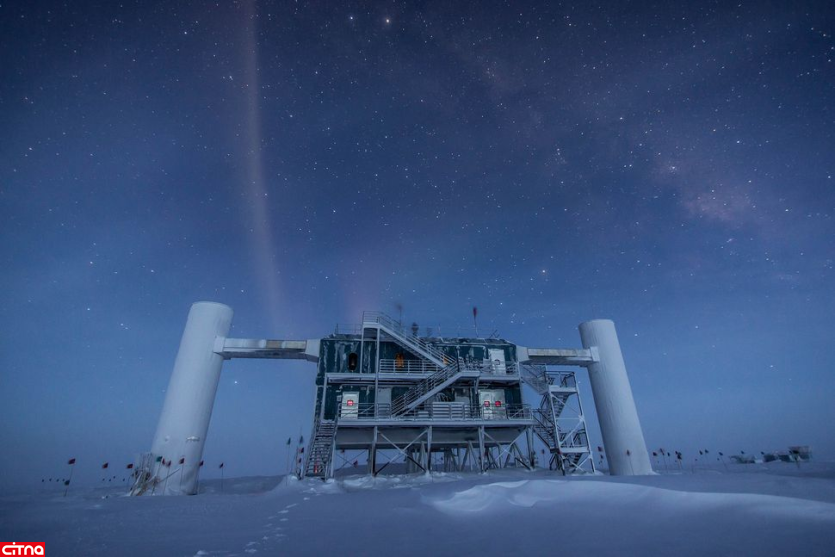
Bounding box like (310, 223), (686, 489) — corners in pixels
(133, 302), (652, 495)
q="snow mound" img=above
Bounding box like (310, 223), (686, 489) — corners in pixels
(342, 472), (461, 491)
(430, 477), (835, 524)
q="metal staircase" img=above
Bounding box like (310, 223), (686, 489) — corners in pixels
(362, 312), (449, 367)
(520, 363), (594, 473)
(390, 361), (481, 415)
(519, 364), (548, 394)
(304, 420), (337, 478)
(532, 409), (559, 450)
(362, 311), (479, 416)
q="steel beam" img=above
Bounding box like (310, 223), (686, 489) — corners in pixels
(216, 338), (320, 362)
(517, 346), (595, 366)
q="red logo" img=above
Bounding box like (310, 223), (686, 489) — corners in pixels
(0, 544), (45, 556)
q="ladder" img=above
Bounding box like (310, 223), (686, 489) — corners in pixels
(304, 420), (337, 478)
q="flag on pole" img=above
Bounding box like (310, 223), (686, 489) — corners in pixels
(219, 462), (224, 469)
(199, 460), (204, 467)
(155, 456), (163, 463)
(179, 457), (185, 465)
(126, 463), (134, 469)
(67, 458), (76, 465)
(286, 437), (291, 446)
(102, 462), (109, 469)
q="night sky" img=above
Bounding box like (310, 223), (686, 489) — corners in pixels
(2, 1), (834, 489)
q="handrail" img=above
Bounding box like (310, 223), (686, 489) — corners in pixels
(532, 409), (556, 431)
(390, 360), (462, 415)
(460, 360), (518, 375)
(520, 364), (579, 394)
(362, 311), (449, 365)
(378, 359), (442, 374)
(520, 363), (550, 394)
(340, 402), (533, 421)
(378, 359), (518, 375)
(304, 418), (338, 477)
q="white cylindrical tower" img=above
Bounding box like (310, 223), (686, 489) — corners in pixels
(150, 302), (233, 494)
(579, 319), (652, 475)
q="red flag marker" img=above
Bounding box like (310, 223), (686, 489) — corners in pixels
(199, 460), (204, 467)
(179, 457), (185, 465)
(126, 463), (134, 469)
(67, 458), (76, 465)
(219, 462), (224, 469)
(102, 462), (109, 469)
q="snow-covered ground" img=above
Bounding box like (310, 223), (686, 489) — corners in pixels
(2, 462), (834, 556)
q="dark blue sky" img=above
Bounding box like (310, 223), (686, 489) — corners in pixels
(1, 0), (834, 489)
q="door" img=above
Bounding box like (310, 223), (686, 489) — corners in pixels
(488, 349), (507, 374)
(376, 388), (391, 417)
(479, 391), (496, 419)
(341, 392), (359, 419)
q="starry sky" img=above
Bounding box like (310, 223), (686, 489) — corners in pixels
(1, 1), (834, 490)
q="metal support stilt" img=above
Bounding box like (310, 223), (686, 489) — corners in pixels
(478, 426), (486, 472)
